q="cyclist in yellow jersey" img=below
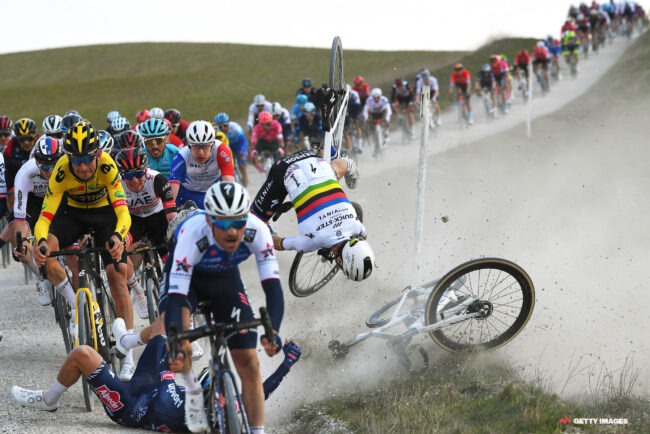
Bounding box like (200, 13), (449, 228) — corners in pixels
(33, 121), (136, 381)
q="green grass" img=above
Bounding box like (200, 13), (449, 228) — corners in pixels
(0, 38), (536, 131)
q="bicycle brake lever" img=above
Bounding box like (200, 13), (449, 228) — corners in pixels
(107, 238), (122, 272)
(258, 307), (274, 345)
(39, 245), (48, 280)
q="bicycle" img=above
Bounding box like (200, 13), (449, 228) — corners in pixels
(564, 52), (578, 78)
(478, 88), (497, 121)
(495, 81), (508, 115)
(127, 239), (165, 324)
(454, 90), (471, 128)
(535, 65), (550, 94)
(329, 257), (535, 374)
(287, 201), (364, 297)
(40, 237), (121, 411)
(167, 303), (274, 434)
(394, 103), (414, 144)
(516, 68), (529, 101)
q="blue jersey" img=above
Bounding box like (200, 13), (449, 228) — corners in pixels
(290, 104), (303, 123)
(146, 144), (179, 178)
(296, 113), (323, 138)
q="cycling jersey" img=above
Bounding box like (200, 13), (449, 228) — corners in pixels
(222, 121), (249, 165)
(296, 113), (323, 139)
(2, 137), (39, 192)
(533, 46), (550, 60)
(415, 76), (440, 96)
(251, 121), (283, 145)
(477, 70), (495, 88)
(352, 83), (371, 105)
(86, 335), (188, 432)
(545, 39), (562, 56)
(35, 151), (131, 244)
(363, 96), (392, 122)
(12, 159), (48, 223)
(251, 149), (365, 252)
(123, 168), (176, 218)
(168, 142), (234, 193)
(290, 104), (303, 123)
(247, 101), (273, 131)
(168, 134), (184, 148)
(347, 89), (363, 119)
(490, 60), (509, 81)
(450, 69), (471, 86)
(296, 87), (316, 101)
(391, 83), (413, 104)
(145, 144), (179, 179)
(515, 51), (530, 65)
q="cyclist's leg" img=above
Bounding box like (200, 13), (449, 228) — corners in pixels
(176, 186), (206, 210)
(46, 223), (81, 308)
(230, 138), (249, 187)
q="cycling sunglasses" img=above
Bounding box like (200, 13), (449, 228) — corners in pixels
(38, 163), (56, 172)
(122, 170), (146, 180)
(145, 137), (165, 146)
(68, 154), (96, 165)
(208, 215), (248, 231)
(218, 123), (229, 130)
(17, 135), (36, 143)
(190, 143), (212, 151)
(0, 131), (10, 137)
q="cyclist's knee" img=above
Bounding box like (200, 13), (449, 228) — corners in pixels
(232, 349), (260, 375)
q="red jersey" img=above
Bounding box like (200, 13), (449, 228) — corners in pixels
(561, 21), (576, 32)
(490, 60), (509, 78)
(450, 69), (471, 85)
(168, 134), (184, 148)
(532, 46), (549, 59)
(515, 51), (530, 64)
(252, 120), (283, 144)
(353, 83), (370, 103)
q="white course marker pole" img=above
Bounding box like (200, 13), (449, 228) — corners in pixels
(413, 86), (431, 276)
(527, 62), (533, 138)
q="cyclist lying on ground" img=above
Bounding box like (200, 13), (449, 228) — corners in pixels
(250, 144), (375, 282)
(11, 318), (302, 432)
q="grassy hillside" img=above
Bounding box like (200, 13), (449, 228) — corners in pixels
(0, 38), (535, 130)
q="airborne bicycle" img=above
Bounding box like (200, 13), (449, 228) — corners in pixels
(329, 257), (535, 374)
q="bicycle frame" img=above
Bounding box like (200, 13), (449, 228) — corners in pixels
(323, 87), (349, 162)
(73, 285), (99, 349)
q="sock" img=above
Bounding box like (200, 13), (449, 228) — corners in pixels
(179, 370), (202, 394)
(121, 331), (143, 350)
(124, 348), (134, 366)
(126, 274), (144, 295)
(55, 278), (76, 307)
(250, 427), (265, 434)
(43, 379), (68, 406)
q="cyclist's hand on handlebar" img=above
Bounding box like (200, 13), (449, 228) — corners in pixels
(33, 241), (49, 267)
(168, 348), (186, 373)
(261, 331), (282, 356)
(106, 235), (124, 261)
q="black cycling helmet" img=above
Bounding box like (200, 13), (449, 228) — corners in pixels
(34, 136), (64, 166)
(302, 77), (312, 88)
(61, 114), (83, 134)
(14, 118), (37, 137)
(115, 147), (148, 173)
(64, 120), (99, 156)
(116, 130), (145, 149)
(164, 108), (181, 126)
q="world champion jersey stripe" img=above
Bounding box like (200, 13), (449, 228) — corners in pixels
(292, 178), (340, 209)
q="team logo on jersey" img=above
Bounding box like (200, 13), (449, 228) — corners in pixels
(55, 170), (65, 183)
(155, 425), (172, 432)
(114, 191), (125, 198)
(175, 257), (192, 272)
(260, 242), (274, 259)
(160, 371), (175, 381)
(95, 385), (124, 412)
(244, 228), (256, 243)
(100, 164), (112, 174)
(195, 236), (209, 253)
(208, 248), (218, 256)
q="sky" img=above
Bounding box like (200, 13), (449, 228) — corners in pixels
(2, 0), (647, 54)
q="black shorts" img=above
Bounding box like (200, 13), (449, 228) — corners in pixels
(49, 203), (127, 266)
(533, 58), (549, 69)
(9, 193), (44, 231)
(454, 83), (470, 95)
(517, 63), (529, 78)
(130, 211), (168, 254)
(255, 138), (280, 154)
(347, 103), (362, 119)
(158, 266), (257, 350)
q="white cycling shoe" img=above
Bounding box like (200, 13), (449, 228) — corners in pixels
(112, 318), (129, 359)
(191, 340), (204, 360)
(119, 361), (135, 382)
(36, 280), (53, 306)
(11, 386), (58, 412)
(134, 294), (149, 319)
(185, 391), (209, 433)
(342, 156), (360, 190)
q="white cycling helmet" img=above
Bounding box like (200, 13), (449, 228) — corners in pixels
(42, 115), (63, 135)
(204, 181), (250, 218)
(341, 238), (375, 281)
(303, 102), (316, 114)
(271, 102), (283, 117)
(253, 94), (266, 105)
(537, 41), (545, 47)
(106, 110), (120, 123)
(150, 107), (164, 119)
(186, 120), (216, 146)
(370, 88), (382, 98)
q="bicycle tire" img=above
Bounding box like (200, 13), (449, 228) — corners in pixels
(424, 258), (535, 353)
(366, 295), (402, 328)
(329, 36), (344, 91)
(351, 201), (363, 223)
(288, 250), (339, 297)
(146, 271), (160, 324)
(222, 373), (244, 434)
(55, 291), (73, 354)
(90, 269), (113, 367)
(77, 291), (94, 412)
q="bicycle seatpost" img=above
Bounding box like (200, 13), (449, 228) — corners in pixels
(107, 238), (122, 272)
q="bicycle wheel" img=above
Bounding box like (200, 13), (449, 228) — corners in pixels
(146, 270), (160, 324)
(329, 36), (344, 91)
(76, 291), (94, 412)
(351, 201), (363, 223)
(288, 250), (339, 297)
(424, 258), (535, 353)
(55, 291), (73, 354)
(91, 272), (113, 367)
(222, 373), (243, 434)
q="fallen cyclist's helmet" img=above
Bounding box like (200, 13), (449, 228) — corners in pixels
(370, 88), (382, 98)
(34, 136), (64, 166)
(64, 120), (99, 156)
(341, 238), (375, 281)
(186, 120), (216, 146)
(204, 181), (250, 218)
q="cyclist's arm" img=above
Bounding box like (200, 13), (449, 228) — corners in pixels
(276, 234), (321, 253)
(215, 142), (235, 181)
(168, 153), (186, 200)
(250, 218), (284, 331)
(251, 124), (261, 146)
(34, 164), (67, 244)
(153, 173), (177, 222)
(247, 107), (255, 131)
(12, 164), (31, 221)
(250, 159), (289, 222)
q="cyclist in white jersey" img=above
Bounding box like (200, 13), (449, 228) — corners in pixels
(415, 69), (442, 126)
(363, 88), (392, 150)
(251, 148), (374, 281)
(4, 137), (63, 306)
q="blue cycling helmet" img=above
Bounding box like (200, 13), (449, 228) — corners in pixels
(296, 94), (308, 107)
(106, 110), (120, 123)
(214, 113), (229, 125)
(302, 77), (312, 88)
(304, 102), (316, 114)
(482, 64), (491, 71)
(139, 118), (169, 138)
(98, 130), (115, 152)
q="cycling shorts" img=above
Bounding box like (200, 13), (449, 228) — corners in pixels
(158, 266), (257, 350)
(395, 95), (413, 107)
(370, 111), (386, 121)
(175, 185), (206, 210)
(563, 44), (579, 54)
(347, 103), (363, 119)
(48, 203), (127, 266)
(255, 138), (280, 154)
(454, 83), (470, 95)
(85, 335), (187, 432)
(517, 63), (530, 78)
(533, 58), (549, 68)
(229, 139), (248, 166)
(129, 210), (168, 255)
(9, 193), (43, 231)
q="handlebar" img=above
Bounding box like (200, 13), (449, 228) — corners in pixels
(46, 242), (122, 272)
(168, 306), (274, 363)
(107, 238), (121, 273)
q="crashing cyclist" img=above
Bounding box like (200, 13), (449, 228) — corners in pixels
(449, 63), (474, 125)
(391, 78), (415, 139)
